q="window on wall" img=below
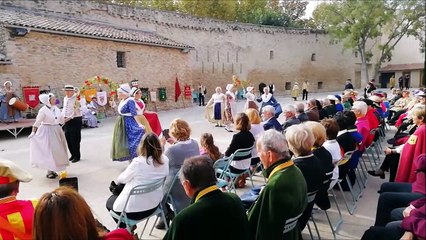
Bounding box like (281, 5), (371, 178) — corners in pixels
(270, 50), (274, 60)
(311, 53), (316, 61)
(117, 51), (126, 68)
(318, 81), (323, 89)
(285, 82), (291, 90)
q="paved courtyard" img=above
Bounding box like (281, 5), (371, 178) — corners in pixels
(0, 90), (391, 239)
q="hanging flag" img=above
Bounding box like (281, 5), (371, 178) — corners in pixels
(175, 77), (181, 102)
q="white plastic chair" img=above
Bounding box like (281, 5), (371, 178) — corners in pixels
(109, 178), (167, 238)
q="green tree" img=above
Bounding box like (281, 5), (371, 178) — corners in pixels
(95, 0), (309, 28)
(312, 0), (425, 86)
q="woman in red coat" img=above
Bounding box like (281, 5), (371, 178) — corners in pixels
(395, 106), (426, 183)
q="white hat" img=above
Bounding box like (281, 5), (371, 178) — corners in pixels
(63, 84), (74, 91)
(226, 84), (234, 91)
(3, 81), (12, 87)
(39, 94), (50, 106)
(246, 86), (254, 92)
(0, 158), (33, 184)
(130, 87), (141, 97)
(369, 95), (382, 103)
(326, 95), (338, 101)
(118, 83), (131, 95)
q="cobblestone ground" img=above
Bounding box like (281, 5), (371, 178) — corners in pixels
(0, 89), (394, 239)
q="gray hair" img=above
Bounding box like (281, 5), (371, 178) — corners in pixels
(263, 105), (275, 115)
(352, 101), (368, 116)
(295, 103), (305, 113)
(257, 129), (290, 159)
(283, 104), (296, 114)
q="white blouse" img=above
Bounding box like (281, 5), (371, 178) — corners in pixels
(245, 92), (256, 101)
(212, 93), (225, 103)
(34, 106), (64, 127)
(113, 155), (169, 213)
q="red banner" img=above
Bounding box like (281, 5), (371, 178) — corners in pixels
(175, 77), (181, 102)
(22, 86), (40, 108)
(184, 85), (191, 99)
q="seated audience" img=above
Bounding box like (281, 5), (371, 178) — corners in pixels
(321, 118), (343, 180)
(261, 105), (282, 132)
(295, 103), (309, 123)
(164, 156), (250, 240)
(303, 121), (334, 210)
(35, 187), (133, 240)
(0, 159), (35, 240)
(246, 108), (265, 167)
(225, 113), (256, 188)
(281, 104), (301, 131)
(106, 133), (169, 228)
(324, 96), (337, 117)
(285, 124), (324, 231)
(199, 133), (222, 162)
(305, 99), (319, 122)
(366, 154), (425, 232)
(248, 130), (307, 240)
(370, 106), (425, 182)
(157, 119), (200, 229)
(388, 90), (411, 124)
(362, 197), (426, 240)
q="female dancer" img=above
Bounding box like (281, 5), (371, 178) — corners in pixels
(111, 84), (145, 161)
(224, 84), (236, 132)
(130, 87), (152, 134)
(244, 86), (258, 111)
(206, 87), (226, 127)
(29, 93), (69, 179)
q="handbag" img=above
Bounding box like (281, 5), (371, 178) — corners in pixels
(109, 181), (125, 196)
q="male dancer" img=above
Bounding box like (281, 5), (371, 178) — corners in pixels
(62, 85), (83, 163)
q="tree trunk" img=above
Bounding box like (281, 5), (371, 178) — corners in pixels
(359, 47), (369, 88)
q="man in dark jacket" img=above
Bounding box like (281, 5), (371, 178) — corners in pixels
(164, 156), (250, 240)
(261, 105), (283, 132)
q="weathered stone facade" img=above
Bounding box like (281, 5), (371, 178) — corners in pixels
(0, 27), (191, 110)
(0, 0), (358, 111)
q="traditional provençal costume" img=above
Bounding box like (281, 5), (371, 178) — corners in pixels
(244, 87), (258, 111)
(30, 93), (69, 176)
(111, 85), (145, 161)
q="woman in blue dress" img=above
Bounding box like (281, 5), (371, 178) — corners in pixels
(111, 84), (145, 161)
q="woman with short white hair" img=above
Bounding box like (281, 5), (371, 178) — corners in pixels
(285, 124), (325, 230)
(351, 101), (370, 151)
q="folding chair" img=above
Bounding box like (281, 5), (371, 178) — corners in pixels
(216, 146), (254, 193)
(306, 191), (321, 240)
(110, 178), (167, 239)
(213, 156), (232, 189)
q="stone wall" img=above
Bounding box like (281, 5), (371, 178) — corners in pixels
(0, 29), (192, 110)
(1, 0), (357, 96)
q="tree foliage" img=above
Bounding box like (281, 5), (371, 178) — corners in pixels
(311, 0), (425, 85)
(96, 0), (308, 28)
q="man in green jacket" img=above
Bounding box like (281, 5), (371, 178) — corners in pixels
(248, 129), (307, 240)
(163, 156), (250, 240)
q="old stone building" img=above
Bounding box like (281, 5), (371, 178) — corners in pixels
(0, 0), (357, 110)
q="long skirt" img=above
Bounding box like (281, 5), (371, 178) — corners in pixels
(224, 102), (234, 125)
(214, 102), (222, 120)
(204, 102), (216, 124)
(111, 116), (130, 161)
(30, 125), (69, 171)
(144, 111), (162, 136)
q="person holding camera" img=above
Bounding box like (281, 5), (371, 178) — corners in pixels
(106, 133), (169, 228)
